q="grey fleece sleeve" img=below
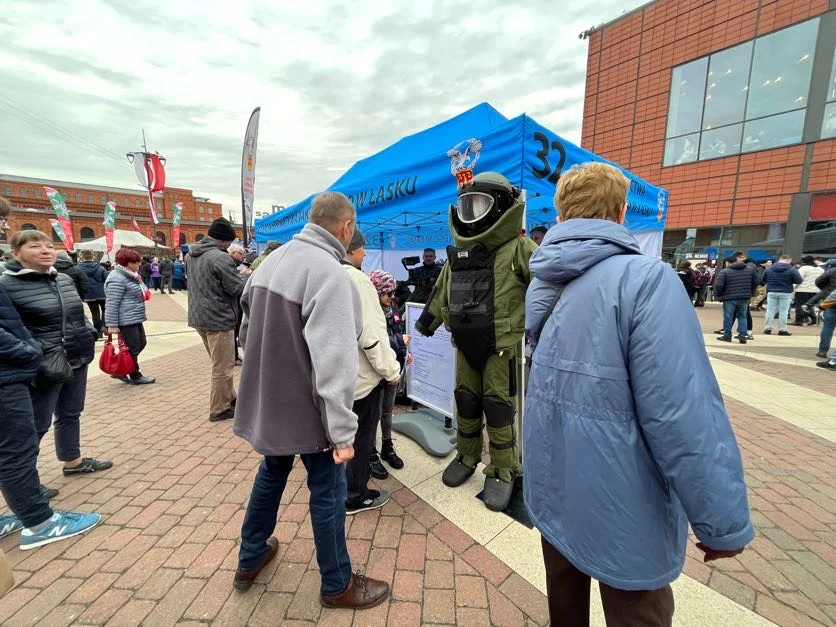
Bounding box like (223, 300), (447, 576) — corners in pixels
(303, 269), (360, 449)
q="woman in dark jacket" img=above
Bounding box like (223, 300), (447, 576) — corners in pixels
(78, 249), (108, 338)
(0, 230), (112, 477)
(139, 257), (152, 288)
(104, 248), (154, 384)
(676, 261), (696, 303)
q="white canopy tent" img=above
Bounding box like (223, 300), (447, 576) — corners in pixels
(81, 230), (168, 257)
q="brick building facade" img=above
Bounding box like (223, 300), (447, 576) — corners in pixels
(582, 0), (836, 261)
(0, 173), (236, 250)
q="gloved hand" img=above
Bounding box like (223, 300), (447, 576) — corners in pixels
(696, 542), (744, 563)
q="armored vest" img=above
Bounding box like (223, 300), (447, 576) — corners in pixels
(446, 243), (496, 370)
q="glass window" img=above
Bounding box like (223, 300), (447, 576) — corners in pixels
(198, 206), (204, 213)
(742, 110), (806, 152)
(703, 42), (752, 129)
(136, 199), (142, 207)
(746, 19), (818, 120)
(19, 188), (27, 197)
(666, 58), (708, 137)
(699, 124), (743, 160)
(823, 102), (836, 140)
(100, 195), (107, 203)
(20, 223), (37, 231)
(34, 189), (42, 199)
(80, 227), (95, 242)
(822, 50), (836, 139)
(2, 186), (9, 196)
(75, 193), (81, 201)
(664, 133), (699, 166)
(88, 195), (94, 203)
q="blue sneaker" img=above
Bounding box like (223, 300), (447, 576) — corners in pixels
(20, 511), (101, 551)
(0, 515), (23, 539)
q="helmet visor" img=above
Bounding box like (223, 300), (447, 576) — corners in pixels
(456, 192), (494, 224)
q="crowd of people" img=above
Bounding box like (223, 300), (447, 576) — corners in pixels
(1, 166), (834, 622)
(675, 250), (836, 367)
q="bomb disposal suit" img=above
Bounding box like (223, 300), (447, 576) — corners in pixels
(415, 172), (537, 511)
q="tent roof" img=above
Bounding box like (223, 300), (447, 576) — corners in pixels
(257, 103), (667, 249)
(334, 103), (508, 185)
(82, 229), (168, 252)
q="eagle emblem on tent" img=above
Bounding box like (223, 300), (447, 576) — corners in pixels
(447, 138), (482, 186)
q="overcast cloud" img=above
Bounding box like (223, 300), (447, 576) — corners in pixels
(0, 0), (642, 222)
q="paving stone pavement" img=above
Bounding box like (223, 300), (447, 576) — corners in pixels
(0, 342), (549, 626)
(0, 296), (833, 626)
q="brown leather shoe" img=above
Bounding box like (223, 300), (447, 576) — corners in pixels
(320, 572), (390, 609)
(233, 537), (279, 591)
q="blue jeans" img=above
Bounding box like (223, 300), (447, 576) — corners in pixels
(722, 299), (749, 337)
(239, 452), (352, 595)
(0, 384), (53, 528)
(819, 308), (836, 354)
(764, 293), (793, 331)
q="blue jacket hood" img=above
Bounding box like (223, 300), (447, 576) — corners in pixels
(531, 219), (642, 285)
(770, 262), (793, 273)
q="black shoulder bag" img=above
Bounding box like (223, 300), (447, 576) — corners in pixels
(37, 280), (74, 384)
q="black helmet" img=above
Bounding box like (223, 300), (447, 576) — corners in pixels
(452, 172), (519, 236)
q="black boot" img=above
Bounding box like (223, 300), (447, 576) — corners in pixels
(369, 450), (388, 480)
(129, 373), (156, 385)
(380, 438), (404, 469)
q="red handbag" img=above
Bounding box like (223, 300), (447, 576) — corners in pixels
(98, 334), (135, 377)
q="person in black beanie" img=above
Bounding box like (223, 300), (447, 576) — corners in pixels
(187, 218), (246, 422)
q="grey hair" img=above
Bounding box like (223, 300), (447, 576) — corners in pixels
(227, 244), (245, 254)
(309, 192), (355, 229)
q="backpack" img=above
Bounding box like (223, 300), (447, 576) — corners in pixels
(693, 269), (711, 287)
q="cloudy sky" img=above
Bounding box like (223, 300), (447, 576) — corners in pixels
(0, 0), (642, 222)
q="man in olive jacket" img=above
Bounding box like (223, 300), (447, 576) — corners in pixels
(187, 218), (246, 422)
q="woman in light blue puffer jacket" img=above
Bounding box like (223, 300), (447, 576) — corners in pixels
(104, 249), (154, 385)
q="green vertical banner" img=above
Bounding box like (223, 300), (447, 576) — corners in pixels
(44, 186), (75, 251)
(171, 202), (183, 249)
(103, 201), (117, 253)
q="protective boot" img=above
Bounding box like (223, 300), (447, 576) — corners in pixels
(482, 475), (515, 512)
(443, 387), (483, 487)
(380, 438), (404, 469)
(481, 396), (519, 510)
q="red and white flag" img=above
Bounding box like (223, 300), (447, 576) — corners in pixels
(128, 151), (166, 225)
(131, 216), (141, 232)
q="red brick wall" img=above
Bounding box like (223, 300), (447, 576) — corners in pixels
(1, 179), (223, 248)
(582, 0), (834, 230)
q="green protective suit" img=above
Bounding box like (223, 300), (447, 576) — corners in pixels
(415, 200), (537, 482)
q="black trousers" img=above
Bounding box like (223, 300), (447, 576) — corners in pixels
(120, 323), (147, 376)
(542, 537), (674, 627)
(0, 383), (53, 528)
(86, 300), (106, 335)
(795, 292), (816, 324)
(345, 382), (384, 504)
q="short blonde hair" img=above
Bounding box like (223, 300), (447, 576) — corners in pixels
(555, 162), (629, 222)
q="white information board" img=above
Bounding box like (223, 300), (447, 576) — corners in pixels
(405, 303), (456, 418)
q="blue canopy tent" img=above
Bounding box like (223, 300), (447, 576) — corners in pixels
(256, 102), (668, 274)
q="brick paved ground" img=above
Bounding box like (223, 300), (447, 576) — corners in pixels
(0, 298), (832, 625)
(0, 344), (549, 626)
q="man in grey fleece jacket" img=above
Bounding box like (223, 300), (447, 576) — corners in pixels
(232, 193), (391, 610)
